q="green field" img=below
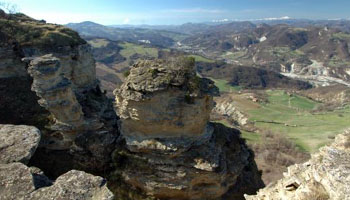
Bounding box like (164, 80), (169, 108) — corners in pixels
(246, 90), (350, 152)
(210, 78), (241, 93)
(88, 38), (109, 48)
(332, 32), (350, 40)
(210, 78), (350, 152)
(222, 51), (247, 60)
(215, 119), (261, 143)
(190, 55), (215, 63)
(120, 42), (158, 58)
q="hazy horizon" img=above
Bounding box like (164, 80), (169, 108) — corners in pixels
(5, 0), (350, 25)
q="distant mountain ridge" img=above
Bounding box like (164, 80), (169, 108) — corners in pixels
(66, 21), (187, 47)
(108, 19), (350, 34)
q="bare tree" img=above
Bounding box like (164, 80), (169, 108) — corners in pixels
(0, 1), (19, 41)
(0, 1), (19, 14)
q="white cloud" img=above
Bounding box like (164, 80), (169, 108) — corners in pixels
(164, 8), (225, 14)
(255, 16), (291, 21)
(212, 19), (229, 23)
(123, 18), (130, 24)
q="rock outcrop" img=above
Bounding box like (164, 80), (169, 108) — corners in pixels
(28, 170), (114, 200)
(212, 95), (250, 127)
(25, 54), (104, 147)
(113, 58), (263, 199)
(0, 124), (114, 200)
(0, 12), (119, 176)
(0, 124), (41, 164)
(115, 58), (218, 141)
(245, 129), (350, 200)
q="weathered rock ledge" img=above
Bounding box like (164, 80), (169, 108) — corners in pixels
(0, 124), (114, 200)
(245, 129), (350, 200)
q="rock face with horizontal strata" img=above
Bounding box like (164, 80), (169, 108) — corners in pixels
(113, 58), (263, 199)
(27, 55), (86, 133)
(115, 58), (218, 141)
(245, 129), (350, 200)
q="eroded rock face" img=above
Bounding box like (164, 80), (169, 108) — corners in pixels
(22, 44), (97, 90)
(114, 123), (264, 200)
(0, 124), (41, 164)
(26, 55), (85, 132)
(245, 129), (350, 200)
(115, 58), (218, 141)
(113, 58), (263, 199)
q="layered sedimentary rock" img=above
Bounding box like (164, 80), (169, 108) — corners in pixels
(26, 55), (85, 131)
(212, 97), (249, 127)
(25, 54), (105, 146)
(115, 58), (217, 141)
(113, 58), (263, 199)
(0, 124), (114, 200)
(245, 129), (350, 200)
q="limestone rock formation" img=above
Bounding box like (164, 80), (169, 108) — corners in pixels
(26, 55), (85, 131)
(212, 97), (249, 127)
(115, 58), (218, 141)
(25, 54), (104, 147)
(245, 129), (350, 200)
(0, 124), (114, 200)
(0, 124), (41, 164)
(0, 12), (119, 177)
(113, 58), (263, 199)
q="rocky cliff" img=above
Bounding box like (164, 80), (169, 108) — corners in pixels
(245, 129), (350, 200)
(0, 11), (119, 176)
(113, 58), (264, 199)
(0, 11), (270, 200)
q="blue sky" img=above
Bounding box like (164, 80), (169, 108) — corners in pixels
(5, 0), (350, 25)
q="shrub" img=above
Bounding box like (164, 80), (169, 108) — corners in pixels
(123, 70), (130, 78)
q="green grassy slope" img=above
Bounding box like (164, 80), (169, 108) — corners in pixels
(210, 77), (350, 152)
(119, 42), (158, 58)
(246, 90), (350, 152)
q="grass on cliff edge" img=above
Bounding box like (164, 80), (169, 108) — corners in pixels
(215, 89), (350, 153)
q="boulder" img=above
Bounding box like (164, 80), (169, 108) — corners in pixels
(0, 124), (41, 164)
(28, 170), (114, 200)
(0, 162), (36, 199)
(0, 163), (114, 200)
